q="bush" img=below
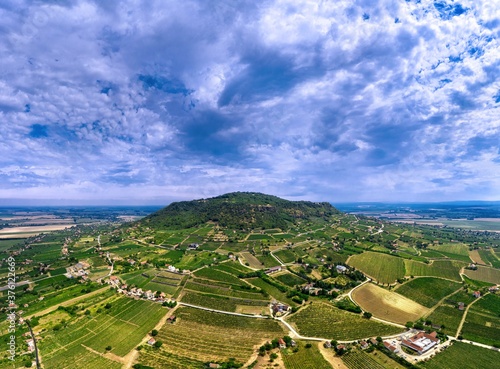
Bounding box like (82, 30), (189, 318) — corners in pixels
(105, 346), (112, 351)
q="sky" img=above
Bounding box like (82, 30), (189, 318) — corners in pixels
(1, 0), (500, 205)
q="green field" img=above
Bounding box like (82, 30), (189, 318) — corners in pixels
(463, 266), (500, 285)
(347, 252), (405, 284)
(287, 303), (402, 340)
(461, 294), (500, 346)
(419, 341), (500, 369)
(342, 350), (386, 369)
(274, 249), (297, 263)
(404, 260), (464, 281)
(193, 266), (246, 286)
(427, 305), (464, 335)
(395, 277), (462, 308)
(478, 249), (500, 268)
(275, 272), (306, 287)
(138, 306), (284, 367)
(282, 342), (333, 369)
(38, 296), (166, 368)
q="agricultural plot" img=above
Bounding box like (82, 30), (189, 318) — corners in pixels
(193, 267), (246, 285)
(274, 249), (297, 263)
(427, 305), (463, 335)
(394, 277), (462, 308)
(240, 251), (264, 269)
(469, 249), (486, 265)
(351, 283), (429, 324)
(429, 243), (469, 256)
(39, 297), (166, 368)
(478, 249), (500, 268)
(247, 277), (297, 306)
(185, 280), (267, 300)
(139, 306), (284, 366)
(462, 294), (500, 346)
(342, 350), (385, 369)
(419, 341), (500, 369)
(282, 341), (333, 369)
(404, 260), (464, 281)
(255, 253), (281, 268)
(463, 265), (500, 285)
(287, 303), (403, 340)
(175, 251), (227, 270)
(212, 261), (249, 275)
(180, 290), (268, 312)
(274, 271), (306, 287)
(347, 252), (405, 284)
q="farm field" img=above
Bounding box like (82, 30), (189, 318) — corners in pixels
(138, 306), (284, 367)
(347, 252), (405, 284)
(462, 266), (500, 284)
(419, 341), (500, 369)
(38, 296), (166, 368)
(342, 350), (385, 369)
(274, 271), (306, 287)
(247, 277), (297, 306)
(240, 251), (265, 269)
(404, 260), (464, 282)
(394, 277), (462, 308)
(287, 303), (403, 340)
(478, 249), (500, 268)
(469, 249), (486, 264)
(351, 283), (429, 324)
(274, 249), (297, 263)
(281, 341), (333, 369)
(426, 305), (464, 335)
(461, 294), (500, 347)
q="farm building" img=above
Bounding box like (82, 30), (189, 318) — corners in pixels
(401, 331), (439, 355)
(336, 265), (347, 273)
(188, 243), (199, 250)
(458, 302), (465, 311)
(473, 291), (481, 298)
(360, 340), (369, 349)
(167, 315), (177, 323)
(278, 338), (286, 349)
(147, 338), (156, 346)
(324, 341), (332, 348)
(383, 341), (399, 353)
(265, 266), (282, 274)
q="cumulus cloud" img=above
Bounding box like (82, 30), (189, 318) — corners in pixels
(1, 0), (499, 204)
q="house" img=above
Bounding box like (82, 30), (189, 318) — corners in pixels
(324, 341), (332, 348)
(290, 340), (296, 347)
(265, 266), (282, 274)
(458, 302), (465, 311)
(188, 243), (199, 250)
(336, 344), (345, 351)
(488, 286), (499, 293)
(147, 338), (156, 346)
(167, 315), (177, 323)
(208, 364), (220, 369)
(401, 331), (439, 355)
(272, 303), (290, 315)
(26, 339), (35, 352)
(360, 340), (369, 349)
(370, 338), (378, 345)
(383, 341), (399, 353)
(336, 265), (347, 273)
(278, 338), (286, 349)
(473, 291), (481, 298)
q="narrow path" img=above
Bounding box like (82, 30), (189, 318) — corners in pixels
(270, 251), (285, 266)
(455, 292), (489, 337)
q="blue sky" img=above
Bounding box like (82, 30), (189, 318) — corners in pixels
(1, 0), (500, 205)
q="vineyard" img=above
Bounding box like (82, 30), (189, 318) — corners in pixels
(287, 303), (403, 340)
(342, 350), (386, 369)
(281, 342), (332, 369)
(420, 341), (500, 369)
(394, 277), (462, 308)
(347, 252), (405, 284)
(138, 306), (284, 366)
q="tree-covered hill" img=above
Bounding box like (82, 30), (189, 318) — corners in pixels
(141, 192), (339, 230)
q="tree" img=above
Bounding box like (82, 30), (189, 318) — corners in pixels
(363, 312), (372, 319)
(151, 329), (158, 336)
(105, 346), (112, 351)
(154, 341), (163, 348)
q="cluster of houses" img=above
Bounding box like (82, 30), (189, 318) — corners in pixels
(265, 266), (282, 274)
(65, 261), (91, 280)
(400, 331), (439, 355)
(108, 275), (172, 304)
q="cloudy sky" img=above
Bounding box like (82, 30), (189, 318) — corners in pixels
(1, 0), (500, 205)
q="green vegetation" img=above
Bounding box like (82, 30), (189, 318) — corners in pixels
(347, 252), (405, 284)
(462, 294), (500, 346)
(395, 277), (462, 308)
(342, 350), (386, 369)
(142, 192), (338, 230)
(419, 341), (500, 369)
(288, 303), (402, 340)
(282, 341), (332, 369)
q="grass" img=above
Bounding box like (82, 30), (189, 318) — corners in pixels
(478, 249), (500, 268)
(347, 252), (405, 284)
(193, 266), (246, 286)
(351, 283), (429, 324)
(394, 277), (462, 308)
(274, 249), (297, 263)
(282, 341), (333, 369)
(247, 277), (297, 306)
(139, 306), (284, 366)
(419, 341), (500, 369)
(287, 303), (403, 340)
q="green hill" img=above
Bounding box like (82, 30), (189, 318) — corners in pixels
(141, 192), (339, 230)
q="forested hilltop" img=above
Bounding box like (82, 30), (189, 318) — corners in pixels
(141, 192), (339, 230)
